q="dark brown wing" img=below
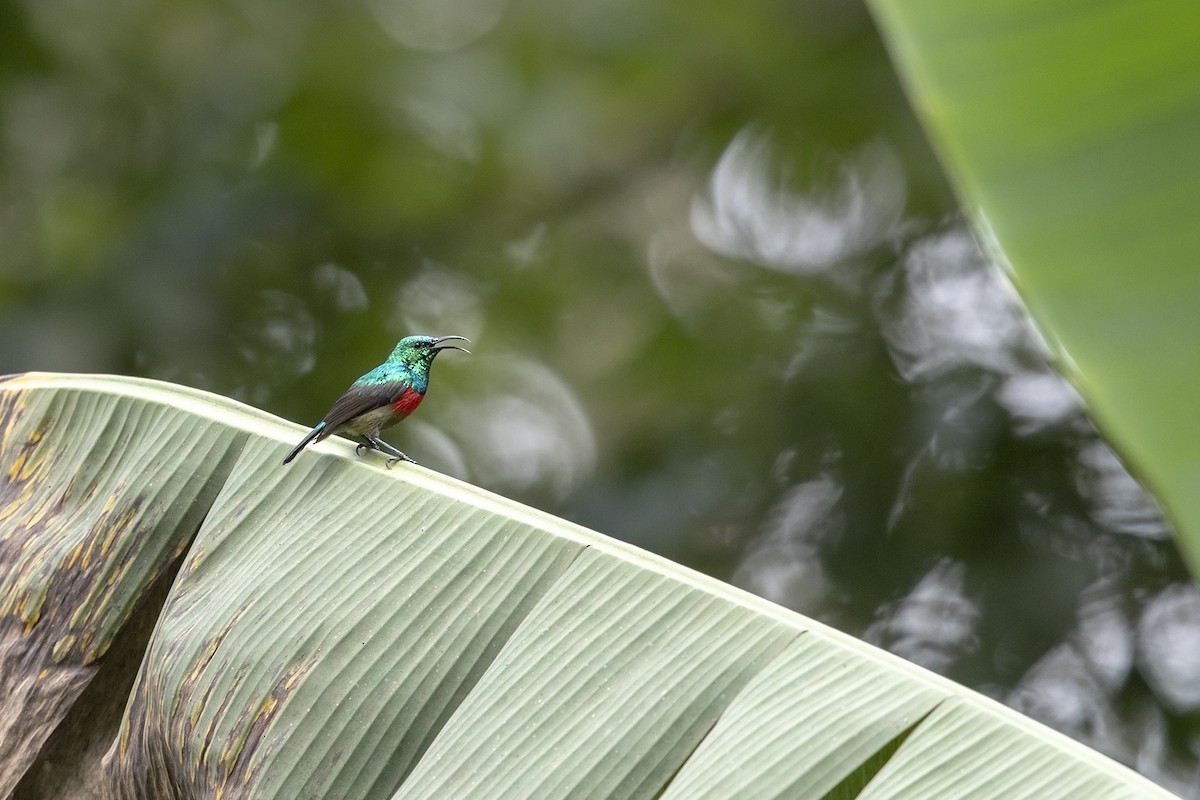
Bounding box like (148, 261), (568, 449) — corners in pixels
(314, 382), (405, 440)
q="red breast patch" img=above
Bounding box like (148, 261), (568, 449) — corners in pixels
(391, 386), (424, 418)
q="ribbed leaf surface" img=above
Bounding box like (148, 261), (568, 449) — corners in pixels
(0, 374), (1180, 799)
(659, 634), (943, 800)
(856, 698), (1156, 800)
(393, 547), (797, 800)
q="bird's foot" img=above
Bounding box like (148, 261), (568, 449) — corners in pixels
(385, 453), (416, 469)
(355, 443), (368, 456)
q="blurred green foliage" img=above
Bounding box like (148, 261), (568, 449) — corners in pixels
(1, 0), (1197, 792)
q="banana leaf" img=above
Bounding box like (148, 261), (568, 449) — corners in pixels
(0, 374), (1177, 798)
(867, 0), (1200, 572)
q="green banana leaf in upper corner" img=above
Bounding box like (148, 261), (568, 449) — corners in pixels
(0, 373), (1182, 799)
(865, 0), (1200, 572)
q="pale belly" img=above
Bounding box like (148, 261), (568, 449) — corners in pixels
(337, 405), (400, 437)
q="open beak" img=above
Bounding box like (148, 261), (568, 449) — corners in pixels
(432, 335), (471, 354)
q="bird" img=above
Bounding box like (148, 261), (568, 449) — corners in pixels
(282, 334), (469, 468)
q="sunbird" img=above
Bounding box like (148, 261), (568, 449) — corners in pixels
(282, 334), (470, 467)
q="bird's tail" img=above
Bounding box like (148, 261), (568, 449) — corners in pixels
(282, 422), (326, 465)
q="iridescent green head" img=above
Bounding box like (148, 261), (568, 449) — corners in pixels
(387, 335), (471, 369)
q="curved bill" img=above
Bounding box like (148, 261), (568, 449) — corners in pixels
(432, 335), (471, 354)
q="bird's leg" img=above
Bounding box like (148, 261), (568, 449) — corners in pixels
(368, 436), (416, 468)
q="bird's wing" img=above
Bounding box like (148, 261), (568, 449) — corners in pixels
(316, 382), (406, 437)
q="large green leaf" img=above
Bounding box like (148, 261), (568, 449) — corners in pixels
(865, 1), (1200, 570)
(0, 374), (1180, 798)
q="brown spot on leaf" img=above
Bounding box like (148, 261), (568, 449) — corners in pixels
(0, 380), (246, 797)
(218, 651), (321, 794)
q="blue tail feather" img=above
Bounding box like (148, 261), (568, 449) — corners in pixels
(282, 421), (326, 465)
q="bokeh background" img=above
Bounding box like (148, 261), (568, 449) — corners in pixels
(2, 0), (1199, 792)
